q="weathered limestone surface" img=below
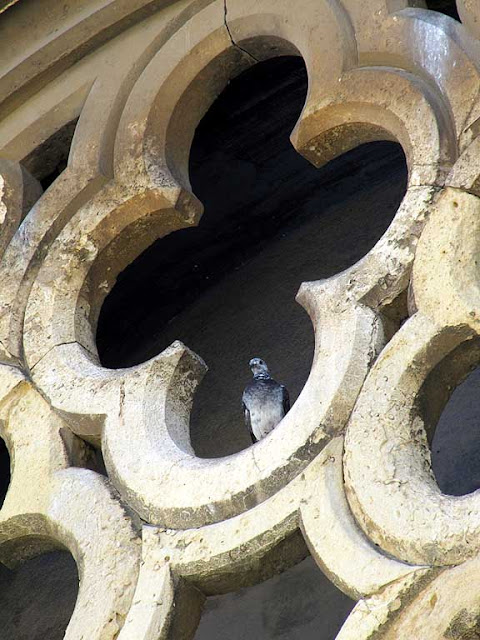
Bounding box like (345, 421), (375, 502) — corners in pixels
(2, 0), (480, 638)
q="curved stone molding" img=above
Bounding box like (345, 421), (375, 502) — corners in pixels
(0, 0), (193, 117)
(223, 0), (356, 101)
(458, 0), (480, 40)
(117, 563), (178, 640)
(2, 0), (480, 637)
(293, 67), (456, 186)
(29, 289), (385, 528)
(340, 556), (480, 638)
(376, 554), (480, 638)
(0, 375), (141, 640)
(149, 444), (337, 593)
(19, 0), (452, 532)
(336, 569), (438, 640)
(347, 3), (480, 145)
(117, 563), (204, 640)
(300, 438), (426, 600)
(127, 440), (425, 606)
(344, 189), (480, 566)
(0, 0), (213, 360)
(0, 160), (41, 262)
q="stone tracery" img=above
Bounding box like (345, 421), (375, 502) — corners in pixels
(1, 0), (480, 637)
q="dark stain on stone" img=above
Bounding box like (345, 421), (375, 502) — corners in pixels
(445, 608), (480, 639)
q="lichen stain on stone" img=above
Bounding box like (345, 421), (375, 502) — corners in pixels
(445, 608), (480, 639)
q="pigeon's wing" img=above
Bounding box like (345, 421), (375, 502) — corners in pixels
(281, 385), (290, 414)
(243, 401), (256, 444)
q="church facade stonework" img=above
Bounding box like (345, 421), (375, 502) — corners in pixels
(1, 0), (480, 637)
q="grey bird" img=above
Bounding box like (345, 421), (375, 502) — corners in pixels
(242, 358), (290, 443)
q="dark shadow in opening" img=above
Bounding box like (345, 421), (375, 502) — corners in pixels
(425, 0), (460, 20)
(0, 437), (10, 508)
(85, 444), (108, 477)
(431, 366), (480, 496)
(22, 119), (78, 190)
(0, 550), (79, 640)
(59, 430), (107, 477)
(97, 56), (408, 458)
(195, 556), (355, 640)
(77, 440), (108, 477)
(419, 337), (480, 496)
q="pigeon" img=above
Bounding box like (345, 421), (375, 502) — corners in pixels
(242, 357), (290, 443)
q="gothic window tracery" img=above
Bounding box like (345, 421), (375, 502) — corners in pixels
(1, 1), (480, 637)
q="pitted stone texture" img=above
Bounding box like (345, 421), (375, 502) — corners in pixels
(336, 569), (438, 640)
(1, 0), (480, 638)
(339, 553), (480, 638)
(458, 0), (480, 40)
(380, 554), (480, 638)
(345, 189), (480, 566)
(18, 0), (447, 533)
(0, 372), (141, 640)
(118, 563), (204, 640)
(300, 438), (426, 601)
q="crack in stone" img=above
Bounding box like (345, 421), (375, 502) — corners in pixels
(251, 446), (262, 474)
(223, 0), (259, 63)
(118, 380), (126, 421)
(0, 374), (28, 422)
(29, 340), (97, 374)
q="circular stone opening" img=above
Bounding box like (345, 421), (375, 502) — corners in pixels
(97, 56), (407, 458)
(418, 337), (480, 496)
(0, 437), (10, 508)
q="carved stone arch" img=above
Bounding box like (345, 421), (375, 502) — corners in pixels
(10, 0), (463, 538)
(2, 1), (480, 638)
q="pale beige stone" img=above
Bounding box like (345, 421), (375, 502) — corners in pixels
(0, 381), (141, 640)
(344, 189), (480, 567)
(446, 135), (480, 195)
(300, 438), (426, 600)
(117, 564), (177, 640)
(381, 554), (480, 638)
(458, 0), (480, 40)
(2, 0), (480, 637)
(348, 2), (480, 147)
(293, 69), (454, 187)
(336, 570), (437, 640)
(118, 562), (204, 640)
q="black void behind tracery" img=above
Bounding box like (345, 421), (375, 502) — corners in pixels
(425, 0), (460, 20)
(418, 337), (480, 497)
(0, 438), (9, 507)
(194, 555), (355, 640)
(431, 364), (480, 496)
(96, 56), (408, 458)
(0, 551), (79, 640)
